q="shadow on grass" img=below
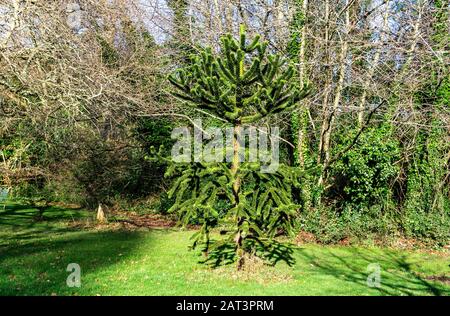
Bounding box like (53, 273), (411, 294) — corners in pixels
(293, 246), (449, 296)
(0, 202), (88, 226)
(200, 239), (295, 268)
(0, 202), (92, 244)
(0, 229), (149, 295)
(1, 202), (447, 296)
(0, 202), (149, 296)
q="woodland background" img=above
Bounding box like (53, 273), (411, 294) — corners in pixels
(0, 0), (449, 247)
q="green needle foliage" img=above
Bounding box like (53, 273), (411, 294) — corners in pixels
(166, 26), (310, 270)
(168, 25), (310, 124)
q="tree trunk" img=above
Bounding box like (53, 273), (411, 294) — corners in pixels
(213, 0), (223, 34)
(231, 123), (244, 270)
(317, 0), (331, 183)
(298, 0), (309, 169)
(318, 0), (350, 186)
(358, 0), (390, 126)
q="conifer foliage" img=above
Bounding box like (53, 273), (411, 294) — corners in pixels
(168, 25), (310, 124)
(167, 26), (310, 269)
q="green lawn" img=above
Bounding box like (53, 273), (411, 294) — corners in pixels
(0, 201), (449, 296)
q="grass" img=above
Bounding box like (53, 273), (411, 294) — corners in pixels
(0, 201), (449, 296)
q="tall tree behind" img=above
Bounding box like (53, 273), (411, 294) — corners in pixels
(288, 0), (309, 168)
(403, 0), (450, 241)
(167, 0), (193, 63)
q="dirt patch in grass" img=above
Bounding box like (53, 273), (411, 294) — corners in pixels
(66, 210), (197, 231)
(424, 275), (450, 285)
(295, 231), (317, 245)
(117, 212), (177, 228)
(48, 201), (82, 209)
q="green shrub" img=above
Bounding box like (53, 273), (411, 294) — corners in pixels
(403, 123), (450, 246)
(330, 124), (400, 209)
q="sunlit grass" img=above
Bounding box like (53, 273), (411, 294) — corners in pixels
(0, 202), (448, 296)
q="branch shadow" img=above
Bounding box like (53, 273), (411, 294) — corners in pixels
(0, 203), (148, 296)
(1, 202), (86, 223)
(0, 202), (91, 244)
(293, 246), (449, 296)
(199, 239), (296, 268)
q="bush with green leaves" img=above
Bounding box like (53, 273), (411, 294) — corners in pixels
(165, 26), (310, 269)
(330, 124), (400, 209)
(403, 119), (450, 246)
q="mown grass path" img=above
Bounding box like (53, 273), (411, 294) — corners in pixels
(0, 202), (448, 296)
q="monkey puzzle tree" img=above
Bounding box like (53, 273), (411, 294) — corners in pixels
(167, 26), (310, 269)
